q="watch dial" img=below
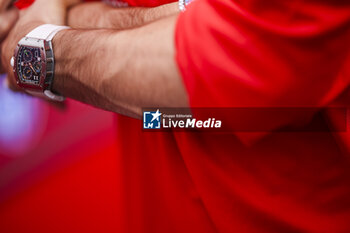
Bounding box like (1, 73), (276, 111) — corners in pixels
(16, 46), (43, 85)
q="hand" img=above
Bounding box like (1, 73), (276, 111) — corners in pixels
(0, 0), (19, 74)
(1, 0), (81, 91)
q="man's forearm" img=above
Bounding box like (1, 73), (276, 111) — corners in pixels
(52, 15), (188, 118)
(67, 2), (179, 30)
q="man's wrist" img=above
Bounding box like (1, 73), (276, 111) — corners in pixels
(51, 28), (125, 104)
(51, 29), (68, 95)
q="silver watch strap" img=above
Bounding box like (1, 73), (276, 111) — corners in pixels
(25, 24), (70, 101)
(27, 24), (70, 41)
(26, 90), (65, 102)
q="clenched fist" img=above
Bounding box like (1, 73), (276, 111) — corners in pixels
(0, 0), (81, 91)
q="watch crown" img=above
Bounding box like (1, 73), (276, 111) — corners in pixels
(10, 57), (14, 68)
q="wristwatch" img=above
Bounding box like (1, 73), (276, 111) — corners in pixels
(10, 24), (70, 102)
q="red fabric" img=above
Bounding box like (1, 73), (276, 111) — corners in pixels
(15, 0), (173, 8)
(94, 1), (350, 233)
(14, 0), (34, 9)
(171, 1), (350, 233)
(0, 144), (121, 233)
(124, 0), (173, 7)
(7, 0), (350, 233)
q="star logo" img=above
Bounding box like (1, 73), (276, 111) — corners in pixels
(143, 109), (162, 129)
(150, 109), (162, 122)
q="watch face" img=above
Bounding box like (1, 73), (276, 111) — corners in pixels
(16, 46), (43, 86)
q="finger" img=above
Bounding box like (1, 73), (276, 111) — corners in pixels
(4, 77), (20, 92)
(0, 57), (5, 73)
(4, 73), (22, 92)
(64, 0), (82, 8)
(0, 7), (19, 41)
(0, 0), (14, 12)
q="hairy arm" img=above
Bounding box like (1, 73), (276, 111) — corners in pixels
(67, 2), (179, 29)
(53, 15), (188, 118)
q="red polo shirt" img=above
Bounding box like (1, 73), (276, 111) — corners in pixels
(15, 0), (350, 232)
(116, 0), (350, 233)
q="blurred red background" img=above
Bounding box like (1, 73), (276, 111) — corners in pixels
(0, 74), (121, 233)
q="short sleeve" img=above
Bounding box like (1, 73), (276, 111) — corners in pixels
(174, 0), (350, 140)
